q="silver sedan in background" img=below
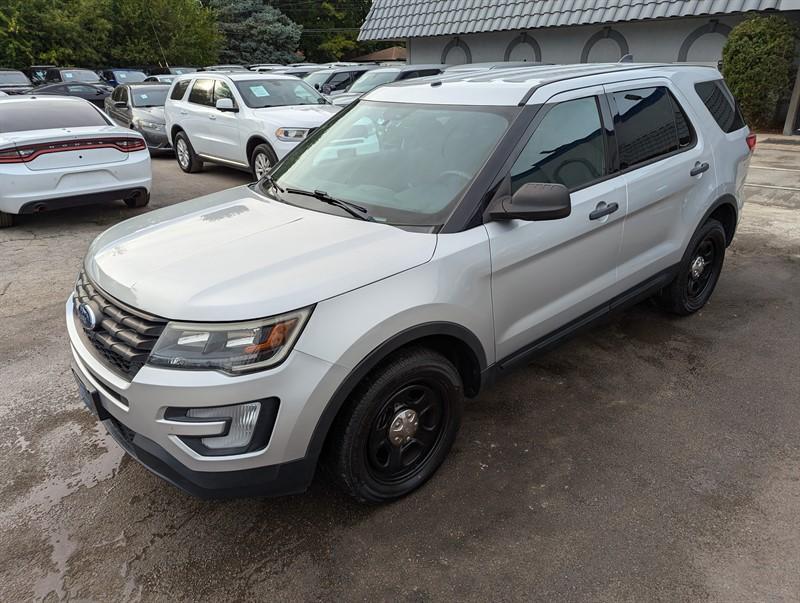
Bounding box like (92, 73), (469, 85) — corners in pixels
(104, 82), (172, 153)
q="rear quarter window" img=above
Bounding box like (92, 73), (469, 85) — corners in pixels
(694, 80), (746, 133)
(170, 79), (191, 100)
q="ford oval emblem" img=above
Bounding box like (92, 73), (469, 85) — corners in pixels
(77, 303), (98, 330)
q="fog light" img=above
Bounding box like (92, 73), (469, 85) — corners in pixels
(187, 402), (261, 449)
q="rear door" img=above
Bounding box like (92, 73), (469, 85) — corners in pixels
(205, 79), (243, 163)
(487, 86), (627, 361)
(183, 78), (216, 155)
(604, 80), (715, 290)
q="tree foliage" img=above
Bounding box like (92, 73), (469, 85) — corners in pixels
(272, 0), (397, 62)
(0, 0), (220, 69)
(722, 15), (799, 129)
(207, 0), (301, 65)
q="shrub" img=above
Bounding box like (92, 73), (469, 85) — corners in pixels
(722, 15), (798, 129)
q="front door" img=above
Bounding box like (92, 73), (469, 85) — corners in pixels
(486, 87), (627, 361)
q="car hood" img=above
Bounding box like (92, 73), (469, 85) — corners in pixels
(131, 106), (165, 122)
(85, 186), (436, 321)
(251, 103), (339, 126)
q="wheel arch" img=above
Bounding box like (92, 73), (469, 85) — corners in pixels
(246, 136), (275, 164)
(304, 322), (487, 469)
(700, 195), (738, 246)
(169, 124), (184, 145)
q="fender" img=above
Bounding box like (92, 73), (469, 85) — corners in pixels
(696, 194), (739, 246)
(301, 322), (487, 466)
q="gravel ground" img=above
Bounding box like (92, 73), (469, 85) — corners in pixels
(1, 145), (798, 602)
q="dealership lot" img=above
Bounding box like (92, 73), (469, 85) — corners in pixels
(1, 144), (798, 600)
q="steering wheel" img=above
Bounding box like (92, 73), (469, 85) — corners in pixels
(439, 170), (472, 183)
(554, 159), (600, 184)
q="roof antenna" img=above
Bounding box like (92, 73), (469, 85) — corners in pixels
(618, 54), (634, 63)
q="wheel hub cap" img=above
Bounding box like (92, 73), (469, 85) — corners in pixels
(690, 256), (706, 279)
(388, 409), (418, 447)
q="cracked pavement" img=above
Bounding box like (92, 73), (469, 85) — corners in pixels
(1, 146), (798, 601)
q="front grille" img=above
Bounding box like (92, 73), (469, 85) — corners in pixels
(74, 271), (167, 379)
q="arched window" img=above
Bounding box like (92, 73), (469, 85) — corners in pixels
(581, 27), (629, 63)
(678, 21), (732, 63)
(441, 37), (472, 65)
(504, 33), (542, 62)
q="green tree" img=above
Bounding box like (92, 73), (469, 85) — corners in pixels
(722, 15), (798, 129)
(271, 0), (396, 63)
(109, 0), (220, 67)
(207, 0), (301, 65)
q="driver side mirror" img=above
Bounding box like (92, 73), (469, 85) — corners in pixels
(215, 97), (237, 112)
(488, 182), (571, 221)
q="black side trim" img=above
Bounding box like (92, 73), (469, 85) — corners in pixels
(698, 196), (739, 246)
(19, 187), (147, 214)
(496, 265), (679, 371)
(302, 322), (487, 467)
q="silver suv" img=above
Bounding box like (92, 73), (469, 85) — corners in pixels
(68, 64), (753, 503)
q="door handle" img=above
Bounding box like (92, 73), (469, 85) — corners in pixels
(690, 161), (709, 177)
(179, 110), (188, 116)
(589, 201), (619, 221)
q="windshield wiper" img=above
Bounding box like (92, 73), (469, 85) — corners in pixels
(284, 187), (374, 221)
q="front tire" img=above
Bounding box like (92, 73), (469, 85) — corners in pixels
(658, 218), (726, 315)
(250, 143), (276, 180)
(326, 347), (464, 503)
(174, 131), (203, 174)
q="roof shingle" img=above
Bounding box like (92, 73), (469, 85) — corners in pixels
(358, 0), (786, 40)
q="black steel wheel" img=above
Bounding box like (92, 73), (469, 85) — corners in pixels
(326, 347), (463, 503)
(658, 218), (726, 315)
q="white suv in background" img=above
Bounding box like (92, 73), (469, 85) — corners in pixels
(164, 71), (339, 178)
(69, 64), (752, 503)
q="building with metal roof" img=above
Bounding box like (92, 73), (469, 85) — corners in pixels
(359, 1), (800, 66)
(359, 1), (800, 132)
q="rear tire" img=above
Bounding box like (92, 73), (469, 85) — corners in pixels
(174, 131), (203, 174)
(325, 347), (463, 504)
(0, 211), (15, 228)
(124, 190), (150, 208)
(658, 218), (726, 315)
(250, 143), (276, 180)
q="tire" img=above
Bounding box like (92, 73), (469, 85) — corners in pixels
(123, 190), (150, 208)
(0, 211), (14, 228)
(174, 131), (203, 173)
(658, 218), (726, 315)
(326, 347), (464, 504)
(249, 143), (276, 180)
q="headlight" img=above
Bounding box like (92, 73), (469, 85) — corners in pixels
(148, 307), (312, 374)
(275, 127), (310, 142)
(137, 120), (165, 131)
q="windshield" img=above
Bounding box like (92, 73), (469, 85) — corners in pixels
(62, 70), (102, 83)
(348, 70), (399, 94)
(303, 71), (332, 88)
(0, 71), (31, 85)
(234, 79), (326, 108)
(172, 68), (195, 75)
(131, 86), (169, 107)
(114, 70), (146, 83)
(269, 100), (513, 226)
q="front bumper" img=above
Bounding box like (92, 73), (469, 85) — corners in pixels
(138, 128), (172, 152)
(66, 295), (348, 497)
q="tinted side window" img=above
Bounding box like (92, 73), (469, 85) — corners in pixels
(510, 96), (605, 192)
(670, 92), (694, 148)
(117, 87), (128, 103)
(695, 80), (745, 133)
(613, 87), (683, 170)
(213, 80), (234, 104)
(170, 79), (191, 100)
(188, 79), (214, 106)
(328, 72), (351, 91)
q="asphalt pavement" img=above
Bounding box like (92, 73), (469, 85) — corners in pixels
(1, 146), (798, 601)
